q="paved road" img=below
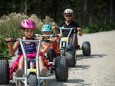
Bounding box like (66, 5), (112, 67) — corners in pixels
(48, 30), (115, 86)
(1, 30), (115, 86)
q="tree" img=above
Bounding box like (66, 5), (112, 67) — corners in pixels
(24, 0), (28, 15)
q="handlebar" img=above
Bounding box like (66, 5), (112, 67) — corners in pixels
(5, 38), (51, 43)
(35, 34), (59, 38)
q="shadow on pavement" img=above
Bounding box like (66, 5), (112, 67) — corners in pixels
(48, 79), (90, 86)
(0, 82), (16, 86)
(67, 79), (84, 83)
(47, 79), (68, 86)
(68, 65), (90, 71)
(75, 65), (90, 70)
(65, 79), (91, 86)
(77, 54), (107, 60)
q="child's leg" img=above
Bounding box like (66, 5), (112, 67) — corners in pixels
(47, 49), (56, 62)
(39, 56), (48, 76)
(16, 56), (24, 77)
(10, 58), (19, 79)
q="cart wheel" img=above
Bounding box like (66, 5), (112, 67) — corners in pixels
(82, 41), (91, 56)
(28, 73), (38, 86)
(0, 60), (10, 84)
(66, 47), (76, 67)
(55, 56), (68, 81)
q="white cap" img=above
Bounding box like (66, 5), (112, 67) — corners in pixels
(64, 9), (73, 14)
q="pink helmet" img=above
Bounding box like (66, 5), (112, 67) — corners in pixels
(20, 19), (36, 29)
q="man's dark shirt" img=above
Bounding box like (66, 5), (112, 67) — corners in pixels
(59, 21), (80, 37)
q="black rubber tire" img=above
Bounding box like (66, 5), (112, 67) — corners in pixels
(28, 73), (38, 86)
(55, 56), (68, 81)
(0, 60), (10, 84)
(82, 41), (91, 56)
(65, 47), (76, 67)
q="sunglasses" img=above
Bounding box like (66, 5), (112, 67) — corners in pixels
(65, 14), (72, 17)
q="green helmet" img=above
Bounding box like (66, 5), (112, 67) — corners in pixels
(41, 24), (52, 32)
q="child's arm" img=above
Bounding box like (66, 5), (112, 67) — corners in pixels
(40, 42), (50, 54)
(8, 41), (19, 56)
(48, 34), (62, 42)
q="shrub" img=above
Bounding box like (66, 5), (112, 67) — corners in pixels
(83, 23), (115, 33)
(0, 13), (28, 38)
(0, 13), (57, 38)
(29, 14), (57, 34)
(0, 34), (10, 59)
(0, 13), (57, 59)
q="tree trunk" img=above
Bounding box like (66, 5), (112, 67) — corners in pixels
(83, 0), (88, 25)
(110, 0), (113, 23)
(24, 0), (27, 15)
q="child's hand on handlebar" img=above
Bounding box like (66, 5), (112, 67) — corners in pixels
(5, 38), (13, 48)
(5, 38), (17, 43)
(5, 38), (12, 42)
